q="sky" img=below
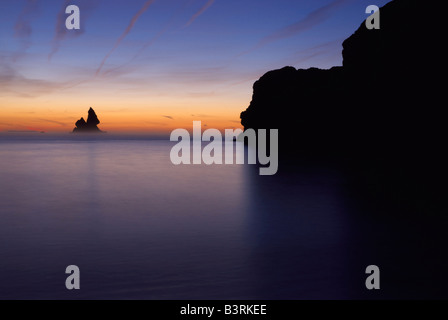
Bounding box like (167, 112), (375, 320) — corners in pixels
(0, 0), (390, 134)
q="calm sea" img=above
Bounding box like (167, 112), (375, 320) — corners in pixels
(0, 136), (447, 299)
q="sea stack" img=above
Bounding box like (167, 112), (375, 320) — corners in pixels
(73, 107), (102, 133)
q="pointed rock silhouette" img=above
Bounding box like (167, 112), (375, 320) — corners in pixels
(73, 108), (102, 132)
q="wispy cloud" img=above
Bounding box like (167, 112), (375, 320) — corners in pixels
(5, 130), (43, 133)
(36, 119), (68, 127)
(240, 0), (351, 56)
(99, 1), (195, 76)
(48, 0), (72, 60)
(162, 115), (174, 120)
(289, 39), (343, 67)
(186, 91), (215, 98)
(14, 0), (38, 39)
(0, 122), (16, 127)
(129, 0), (190, 62)
(145, 121), (168, 126)
(0, 59), (80, 98)
(96, 0), (156, 76)
(191, 113), (212, 118)
(49, 0), (101, 60)
(13, 0), (40, 60)
(101, 11), (180, 75)
(185, 0), (214, 27)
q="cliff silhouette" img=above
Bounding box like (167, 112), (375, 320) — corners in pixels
(240, 0), (444, 158)
(240, 0), (446, 212)
(73, 107), (102, 133)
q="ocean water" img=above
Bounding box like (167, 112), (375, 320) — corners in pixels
(0, 137), (447, 299)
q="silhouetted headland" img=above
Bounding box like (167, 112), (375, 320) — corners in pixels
(73, 107), (103, 133)
(240, 0), (446, 213)
(240, 0), (443, 159)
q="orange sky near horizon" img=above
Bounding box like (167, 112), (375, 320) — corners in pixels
(0, 89), (248, 133)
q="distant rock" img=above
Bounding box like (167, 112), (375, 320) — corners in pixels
(73, 108), (102, 133)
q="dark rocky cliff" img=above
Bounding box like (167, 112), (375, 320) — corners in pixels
(240, 0), (444, 158)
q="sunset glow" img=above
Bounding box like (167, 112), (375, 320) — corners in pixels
(0, 0), (389, 133)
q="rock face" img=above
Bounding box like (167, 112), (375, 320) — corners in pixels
(240, 0), (444, 157)
(240, 0), (446, 212)
(73, 108), (102, 133)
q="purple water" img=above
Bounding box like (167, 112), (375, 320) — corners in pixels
(0, 137), (446, 299)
